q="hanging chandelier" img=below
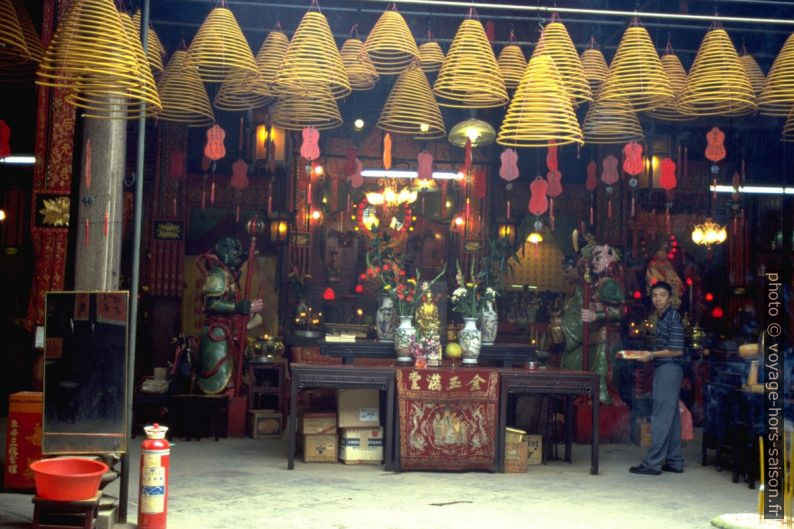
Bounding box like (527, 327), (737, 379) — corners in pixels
(364, 185), (418, 206)
(691, 218), (727, 247)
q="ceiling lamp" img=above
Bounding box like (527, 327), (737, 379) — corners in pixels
(214, 69), (271, 111)
(740, 48), (766, 97)
(36, 0), (161, 119)
(362, 7), (420, 75)
(680, 26), (756, 117)
(691, 218), (727, 247)
(273, 8), (350, 99)
(531, 14), (592, 105)
(251, 29), (289, 98)
(433, 12), (508, 109)
(272, 86), (342, 131)
(497, 38), (527, 90)
(580, 38), (609, 97)
(582, 94), (644, 144)
(497, 54), (583, 148)
(378, 63), (445, 140)
(418, 35), (445, 73)
(599, 18), (673, 112)
(759, 33), (794, 116)
(133, 9), (165, 76)
(340, 36), (379, 91)
(156, 50), (214, 126)
(784, 107), (794, 142)
(647, 45), (696, 122)
(527, 231), (543, 244)
(448, 118), (496, 148)
(185, 6), (258, 83)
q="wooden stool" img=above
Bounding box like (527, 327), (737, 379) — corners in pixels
(32, 493), (101, 529)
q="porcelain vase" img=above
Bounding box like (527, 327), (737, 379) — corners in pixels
(480, 300), (498, 345)
(393, 315), (416, 364)
(458, 317), (481, 365)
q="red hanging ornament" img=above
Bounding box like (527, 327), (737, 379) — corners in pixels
(168, 150), (186, 180)
(323, 287), (336, 301)
(546, 141), (558, 171)
(462, 138), (472, 172)
(660, 157), (677, 190)
(600, 155), (619, 185)
(622, 142), (644, 176)
(586, 160), (598, 192)
(300, 127), (320, 161)
(204, 124), (226, 161)
(231, 159), (249, 190)
(500, 148), (519, 181)
(705, 127), (726, 163)
(529, 177), (549, 216)
(417, 151), (433, 181)
(0, 120), (10, 159)
(382, 133), (392, 170)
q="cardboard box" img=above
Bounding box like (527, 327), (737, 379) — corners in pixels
(248, 410), (282, 439)
(4, 392), (42, 490)
(339, 427), (383, 464)
(337, 389), (379, 428)
(300, 433), (338, 463)
(527, 434), (542, 465)
(504, 440), (528, 473)
(300, 412), (337, 435)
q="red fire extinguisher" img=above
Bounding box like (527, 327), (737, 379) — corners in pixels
(138, 423), (170, 529)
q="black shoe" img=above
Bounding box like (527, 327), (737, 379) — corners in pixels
(662, 464), (683, 473)
(629, 465), (661, 475)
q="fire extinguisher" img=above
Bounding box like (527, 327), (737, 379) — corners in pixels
(138, 423), (170, 529)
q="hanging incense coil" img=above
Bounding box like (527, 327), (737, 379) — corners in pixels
(340, 37), (379, 91)
(378, 64), (445, 139)
(36, 0), (161, 119)
(157, 50), (214, 126)
(214, 69), (271, 111)
(532, 16), (592, 105)
(418, 40), (445, 73)
(133, 9), (166, 76)
(272, 86), (342, 131)
(185, 6), (258, 83)
(434, 17), (507, 108)
(497, 44), (527, 90)
(251, 29), (289, 97)
(0, 0), (43, 80)
(65, 11), (162, 119)
(273, 10), (350, 99)
(582, 94), (644, 144)
(362, 8), (420, 75)
(599, 19), (673, 111)
(740, 50), (765, 97)
(783, 106), (794, 142)
(680, 27), (756, 117)
(647, 49), (696, 122)
(580, 38), (609, 96)
(497, 54), (583, 147)
(759, 33), (794, 116)
(0, 0), (30, 64)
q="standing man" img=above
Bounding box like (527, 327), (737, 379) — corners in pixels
(629, 280), (685, 475)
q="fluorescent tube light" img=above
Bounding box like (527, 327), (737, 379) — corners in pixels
(0, 155), (36, 165)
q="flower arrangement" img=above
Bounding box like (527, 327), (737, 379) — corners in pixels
(450, 260), (498, 319)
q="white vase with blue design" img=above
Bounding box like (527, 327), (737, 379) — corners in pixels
(480, 300), (498, 345)
(393, 315), (416, 364)
(458, 317), (481, 365)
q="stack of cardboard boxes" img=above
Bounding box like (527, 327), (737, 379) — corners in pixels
(299, 389), (384, 465)
(504, 427), (543, 472)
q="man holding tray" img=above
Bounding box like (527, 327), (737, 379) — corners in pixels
(623, 281), (685, 475)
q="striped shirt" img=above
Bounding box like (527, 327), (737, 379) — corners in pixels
(653, 306), (685, 364)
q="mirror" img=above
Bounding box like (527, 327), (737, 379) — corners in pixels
(43, 291), (129, 454)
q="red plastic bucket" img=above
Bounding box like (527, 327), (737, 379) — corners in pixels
(29, 458), (109, 501)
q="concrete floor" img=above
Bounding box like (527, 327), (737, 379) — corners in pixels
(0, 428), (758, 529)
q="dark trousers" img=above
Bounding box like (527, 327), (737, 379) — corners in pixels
(642, 362), (683, 470)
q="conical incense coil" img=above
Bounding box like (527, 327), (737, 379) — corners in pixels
(759, 33), (794, 116)
(497, 54), (583, 147)
(599, 20), (673, 111)
(497, 44), (526, 90)
(740, 51), (765, 97)
(680, 27), (756, 117)
(647, 51), (696, 122)
(0, 0), (43, 80)
(532, 17), (592, 105)
(273, 10), (350, 99)
(157, 50), (214, 126)
(272, 86), (342, 131)
(133, 10), (165, 76)
(418, 40), (444, 73)
(362, 8), (420, 75)
(0, 0), (30, 63)
(251, 29), (289, 97)
(434, 17), (507, 108)
(214, 69), (271, 111)
(583, 94), (644, 144)
(783, 106), (794, 142)
(581, 46), (608, 96)
(340, 37), (379, 91)
(185, 6), (258, 83)
(378, 64), (445, 139)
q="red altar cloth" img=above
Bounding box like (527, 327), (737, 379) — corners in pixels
(396, 367), (499, 471)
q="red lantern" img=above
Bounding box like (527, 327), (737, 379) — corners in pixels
(711, 306), (724, 318)
(354, 284), (364, 294)
(660, 157), (677, 191)
(323, 287), (336, 301)
(633, 290), (642, 300)
(705, 293), (714, 302)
